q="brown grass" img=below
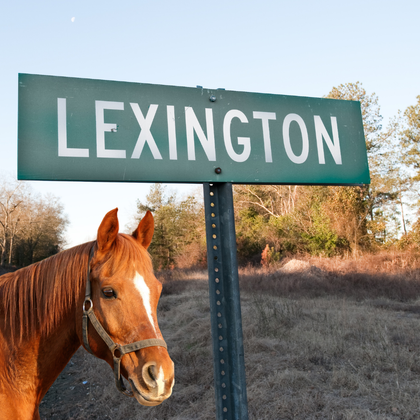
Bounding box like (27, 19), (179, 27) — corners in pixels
(40, 252), (420, 419)
(308, 250), (420, 277)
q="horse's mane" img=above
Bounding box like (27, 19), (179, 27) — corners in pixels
(0, 241), (93, 345)
(0, 234), (154, 345)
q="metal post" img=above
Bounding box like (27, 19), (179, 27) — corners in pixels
(203, 182), (249, 420)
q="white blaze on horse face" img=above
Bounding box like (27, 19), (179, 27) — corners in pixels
(157, 366), (165, 395)
(133, 272), (157, 334)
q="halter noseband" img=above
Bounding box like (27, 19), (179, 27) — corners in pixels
(82, 246), (167, 397)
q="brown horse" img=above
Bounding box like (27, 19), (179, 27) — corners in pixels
(0, 209), (174, 420)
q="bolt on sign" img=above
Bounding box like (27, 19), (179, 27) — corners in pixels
(18, 74), (369, 185)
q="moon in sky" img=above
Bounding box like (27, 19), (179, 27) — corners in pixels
(71, 17), (75, 23)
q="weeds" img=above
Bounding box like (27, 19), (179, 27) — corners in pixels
(40, 255), (420, 419)
(250, 294), (302, 337)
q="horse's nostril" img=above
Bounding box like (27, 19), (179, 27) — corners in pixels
(148, 364), (157, 381)
(142, 361), (158, 389)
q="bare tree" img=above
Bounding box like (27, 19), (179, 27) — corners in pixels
(0, 178), (26, 265)
(0, 175), (68, 267)
(15, 194), (68, 265)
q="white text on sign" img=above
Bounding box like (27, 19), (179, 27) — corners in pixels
(57, 98), (342, 165)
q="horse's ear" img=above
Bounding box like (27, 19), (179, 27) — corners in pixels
(97, 208), (119, 252)
(132, 210), (154, 249)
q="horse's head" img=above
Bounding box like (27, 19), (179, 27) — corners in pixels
(81, 208), (174, 406)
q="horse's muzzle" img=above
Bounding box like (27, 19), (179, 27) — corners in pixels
(125, 357), (175, 406)
(129, 364), (175, 406)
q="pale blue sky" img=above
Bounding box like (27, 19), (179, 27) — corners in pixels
(1, 0), (419, 247)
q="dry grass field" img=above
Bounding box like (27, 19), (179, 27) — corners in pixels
(39, 252), (420, 419)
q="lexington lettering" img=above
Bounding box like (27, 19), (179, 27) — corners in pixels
(57, 98), (342, 165)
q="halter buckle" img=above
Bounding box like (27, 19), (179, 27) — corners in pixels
(82, 298), (93, 312)
(112, 344), (123, 360)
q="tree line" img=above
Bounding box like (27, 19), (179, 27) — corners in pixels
(0, 176), (68, 267)
(134, 83), (420, 268)
(2, 82), (419, 269)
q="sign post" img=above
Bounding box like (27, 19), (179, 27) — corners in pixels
(18, 74), (370, 419)
(203, 182), (248, 420)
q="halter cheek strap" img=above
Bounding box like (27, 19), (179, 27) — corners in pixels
(82, 245), (167, 397)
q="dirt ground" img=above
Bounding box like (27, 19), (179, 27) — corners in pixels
(39, 348), (114, 420)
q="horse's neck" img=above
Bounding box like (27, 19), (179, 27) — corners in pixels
(0, 250), (87, 406)
(0, 305), (81, 420)
(10, 306), (79, 385)
(37, 310), (82, 395)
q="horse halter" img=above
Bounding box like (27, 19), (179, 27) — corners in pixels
(82, 246), (167, 397)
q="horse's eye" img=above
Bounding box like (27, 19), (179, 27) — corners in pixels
(102, 287), (116, 299)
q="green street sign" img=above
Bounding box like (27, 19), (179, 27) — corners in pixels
(18, 74), (370, 185)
